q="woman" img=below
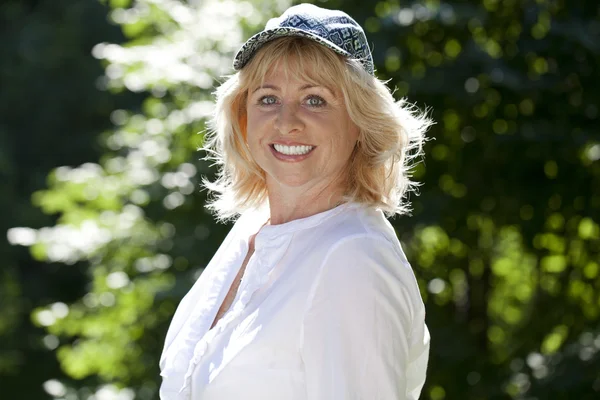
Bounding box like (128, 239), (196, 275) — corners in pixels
(160, 4), (432, 400)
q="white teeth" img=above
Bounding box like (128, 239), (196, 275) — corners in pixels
(273, 144), (314, 155)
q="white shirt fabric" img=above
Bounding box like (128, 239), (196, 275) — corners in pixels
(159, 202), (430, 400)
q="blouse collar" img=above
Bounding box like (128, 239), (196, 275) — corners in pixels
(246, 201), (361, 239)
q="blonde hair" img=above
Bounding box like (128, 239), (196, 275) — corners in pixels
(203, 37), (433, 221)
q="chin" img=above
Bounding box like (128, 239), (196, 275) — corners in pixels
(278, 178), (311, 188)
(268, 173), (312, 189)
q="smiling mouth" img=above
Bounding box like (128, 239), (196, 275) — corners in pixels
(270, 144), (315, 156)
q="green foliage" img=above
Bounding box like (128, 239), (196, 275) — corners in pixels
(363, 0), (600, 397)
(4, 0), (600, 399)
(0, 0), (142, 398)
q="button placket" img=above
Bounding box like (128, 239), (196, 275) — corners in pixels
(183, 232), (293, 398)
(234, 233), (291, 311)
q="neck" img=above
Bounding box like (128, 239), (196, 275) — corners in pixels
(266, 181), (346, 225)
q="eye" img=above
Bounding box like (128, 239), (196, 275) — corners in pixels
(258, 95), (278, 106)
(305, 95), (326, 107)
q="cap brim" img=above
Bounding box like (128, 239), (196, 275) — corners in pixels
(233, 27), (352, 71)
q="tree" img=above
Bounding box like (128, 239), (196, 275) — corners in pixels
(0, 0), (138, 398)
(358, 0), (600, 398)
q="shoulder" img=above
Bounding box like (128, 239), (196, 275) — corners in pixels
(308, 203), (401, 250)
(311, 205), (422, 303)
(320, 232), (416, 295)
(303, 211), (424, 332)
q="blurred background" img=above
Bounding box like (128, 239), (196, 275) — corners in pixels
(1, 0), (599, 399)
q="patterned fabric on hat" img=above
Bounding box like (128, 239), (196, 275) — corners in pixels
(233, 4), (374, 76)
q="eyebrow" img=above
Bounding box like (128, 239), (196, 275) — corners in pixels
(252, 84), (334, 95)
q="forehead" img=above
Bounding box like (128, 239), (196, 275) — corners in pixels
(259, 64), (326, 88)
(248, 54), (340, 94)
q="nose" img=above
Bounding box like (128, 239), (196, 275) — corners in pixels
(274, 104), (304, 135)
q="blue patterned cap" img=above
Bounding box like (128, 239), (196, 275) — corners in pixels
(233, 4), (374, 76)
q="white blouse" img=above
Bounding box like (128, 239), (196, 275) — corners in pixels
(159, 202), (430, 400)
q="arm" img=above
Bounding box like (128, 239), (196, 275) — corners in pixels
(300, 235), (429, 400)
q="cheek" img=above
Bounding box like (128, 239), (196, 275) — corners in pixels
(245, 112), (271, 159)
(245, 111), (260, 144)
(335, 119), (359, 157)
(246, 109), (270, 139)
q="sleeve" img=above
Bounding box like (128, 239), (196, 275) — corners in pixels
(300, 235), (430, 400)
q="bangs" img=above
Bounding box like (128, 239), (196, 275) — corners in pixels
(239, 37), (347, 94)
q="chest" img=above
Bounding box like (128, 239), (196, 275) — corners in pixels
(172, 229), (334, 397)
(192, 261), (312, 394)
(210, 243), (255, 330)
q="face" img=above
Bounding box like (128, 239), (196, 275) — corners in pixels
(245, 63), (359, 196)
